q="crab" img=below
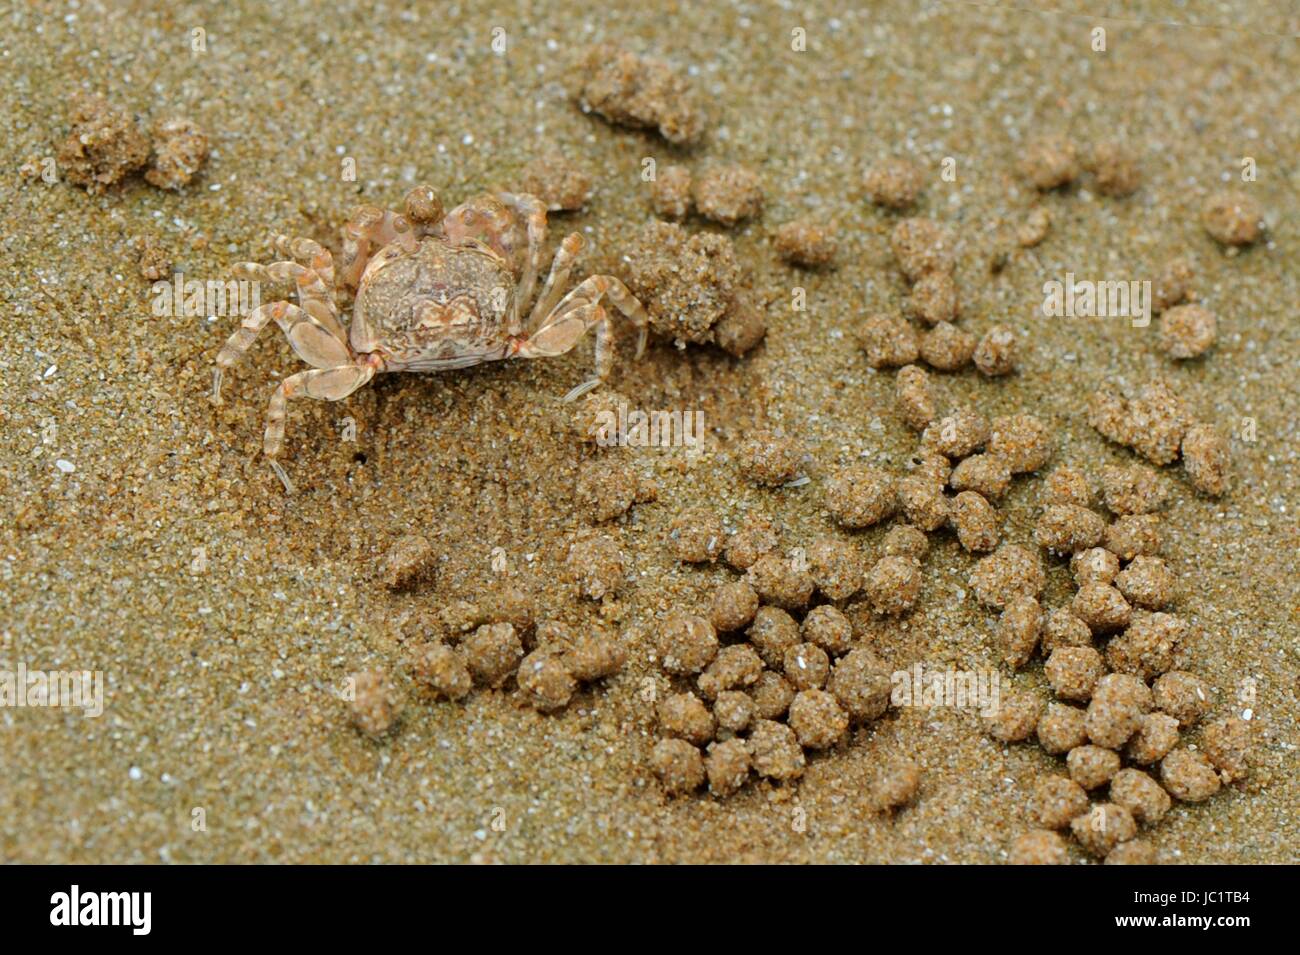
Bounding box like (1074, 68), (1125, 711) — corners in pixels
(213, 185), (648, 492)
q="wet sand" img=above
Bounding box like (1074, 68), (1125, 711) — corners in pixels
(1, 0), (1297, 862)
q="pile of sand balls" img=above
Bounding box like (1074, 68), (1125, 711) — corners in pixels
(1088, 378), (1231, 497)
(971, 463), (1252, 863)
(352, 559), (630, 738)
(650, 513), (922, 804)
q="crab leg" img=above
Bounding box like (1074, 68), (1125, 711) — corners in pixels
(496, 192), (548, 319)
(526, 233), (584, 334)
(212, 300), (349, 402)
(262, 363), (376, 491)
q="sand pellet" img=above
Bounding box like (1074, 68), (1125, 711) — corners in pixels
(1041, 609), (1094, 655)
(1110, 768), (1171, 825)
(571, 44), (704, 145)
(577, 459), (652, 523)
(747, 606), (801, 668)
(649, 163), (692, 219)
(1181, 423), (1231, 497)
(1071, 802), (1137, 857)
(1160, 748), (1221, 802)
(983, 690), (1044, 743)
(1085, 142), (1141, 197)
(1017, 206), (1052, 247)
(912, 450), (953, 486)
(824, 464), (897, 528)
(480, 585), (536, 636)
(1068, 744), (1122, 790)
(747, 719), (806, 780)
(517, 649), (577, 712)
(713, 690), (755, 734)
(1124, 712), (1182, 766)
(890, 217), (956, 281)
(348, 669), (403, 740)
(1106, 612), (1183, 680)
(560, 627), (627, 682)
(999, 595), (1043, 669)
(657, 611), (719, 675)
(1018, 134), (1078, 190)
(518, 151), (592, 211)
(949, 490), (1001, 552)
(1101, 463), (1167, 516)
(1009, 829), (1068, 865)
(923, 409), (990, 459)
(746, 553), (815, 611)
(55, 94), (150, 193)
(710, 580), (760, 632)
(1151, 671), (1212, 727)
(864, 555), (922, 615)
(1087, 389), (1135, 448)
(1129, 380), (1190, 465)
(1106, 839), (1157, 865)
(783, 642), (831, 691)
(670, 506), (725, 563)
(1152, 256), (1195, 312)
(988, 414), (1053, 473)
(1159, 304), (1217, 359)
(895, 364), (938, 431)
(1072, 583), (1132, 634)
(411, 642), (472, 701)
(801, 605), (854, 656)
(973, 325), (1018, 376)
(788, 688), (850, 749)
(1037, 703), (1089, 755)
(1115, 558), (1175, 610)
(725, 515), (779, 570)
(1202, 716), (1251, 783)
(749, 671), (796, 720)
(624, 220), (740, 344)
(705, 738), (752, 796)
(698, 644), (764, 699)
(949, 454), (1011, 500)
(807, 537), (863, 601)
(1034, 504), (1105, 554)
(652, 738), (706, 795)
(1103, 514), (1162, 561)
(1029, 775), (1090, 828)
(1045, 646), (1106, 702)
(380, 533), (438, 591)
(969, 544), (1045, 609)
(908, 270), (960, 326)
(1201, 189), (1264, 246)
(919, 321), (977, 371)
(826, 648), (892, 722)
(859, 312), (921, 368)
(1070, 547), (1120, 587)
(714, 299), (768, 356)
(883, 524), (930, 561)
(899, 473), (951, 533)
(1044, 465), (1092, 507)
(565, 534), (627, 599)
(463, 623), (523, 688)
(864, 157), (925, 209)
(693, 164), (763, 226)
(738, 431), (805, 486)
(774, 217), (838, 267)
(658, 691), (716, 745)
(1085, 673), (1152, 749)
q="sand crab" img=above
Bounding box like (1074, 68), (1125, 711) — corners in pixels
(213, 185), (648, 491)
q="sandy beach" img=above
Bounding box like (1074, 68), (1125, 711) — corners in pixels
(1, 0), (1296, 863)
